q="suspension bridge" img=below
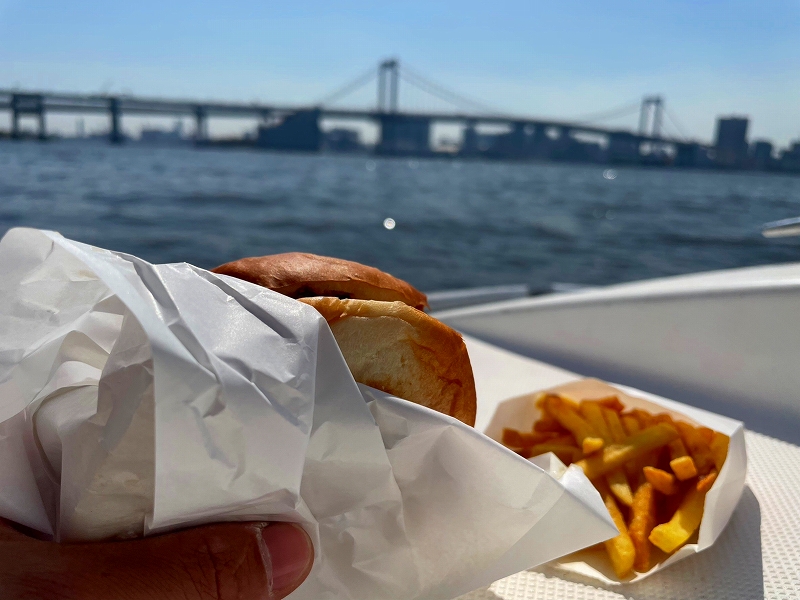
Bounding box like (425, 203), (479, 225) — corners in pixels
(0, 59), (704, 163)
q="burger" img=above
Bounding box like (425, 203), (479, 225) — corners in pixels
(212, 253), (477, 426)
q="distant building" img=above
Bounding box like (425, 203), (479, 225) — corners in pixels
(674, 142), (714, 168)
(460, 123), (480, 156)
(751, 140), (774, 170)
(608, 132), (641, 163)
(486, 123), (530, 159)
(376, 115), (431, 155)
(549, 130), (604, 163)
(323, 128), (364, 153)
(529, 127), (554, 159)
(780, 141), (800, 172)
(257, 110), (321, 152)
(714, 116), (749, 167)
(460, 123), (505, 156)
(139, 121), (186, 145)
(675, 142), (699, 167)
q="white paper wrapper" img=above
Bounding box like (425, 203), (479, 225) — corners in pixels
(485, 377), (748, 584)
(0, 228), (619, 600)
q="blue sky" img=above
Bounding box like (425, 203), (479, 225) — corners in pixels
(1, 1), (799, 145)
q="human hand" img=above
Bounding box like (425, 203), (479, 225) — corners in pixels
(0, 518), (313, 600)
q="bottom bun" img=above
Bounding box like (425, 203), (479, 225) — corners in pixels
(300, 297), (477, 426)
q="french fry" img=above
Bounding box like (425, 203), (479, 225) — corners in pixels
(630, 409), (656, 428)
(501, 428), (527, 448)
(698, 427), (715, 444)
(620, 413), (662, 481)
(643, 466), (679, 495)
(620, 414), (643, 481)
(545, 396), (604, 455)
(547, 434), (580, 447)
(580, 403), (634, 506)
(697, 470), (718, 493)
(622, 415), (640, 436)
(628, 482), (656, 572)
(653, 413), (676, 426)
(598, 482), (636, 578)
(575, 423), (679, 480)
(668, 436), (688, 459)
(667, 437), (698, 480)
(580, 402), (612, 440)
(607, 469), (634, 506)
(519, 443), (582, 464)
(603, 408), (627, 443)
(709, 432), (730, 472)
(502, 428), (560, 448)
(669, 455), (698, 480)
(675, 422), (715, 475)
(533, 409), (567, 433)
(649, 484), (708, 553)
(534, 392), (549, 409)
(582, 438), (604, 454)
(597, 396), (625, 413)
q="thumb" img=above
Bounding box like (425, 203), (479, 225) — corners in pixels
(0, 520), (314, 600)
(111, 521), (315, 600)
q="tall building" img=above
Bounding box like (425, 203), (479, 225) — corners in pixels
(714, 117), (749, 167)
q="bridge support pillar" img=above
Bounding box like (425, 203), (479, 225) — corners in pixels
(10, 95), (20, 139)
(194, 106), (207, 142)
(461, 119), (479, 155)
(108, 97), (123, 144)
(10, 94), (46, 140)
(37, 107), (46, 140)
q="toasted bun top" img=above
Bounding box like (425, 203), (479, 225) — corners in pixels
(212, 253), (428, 310)
(300, 297), (477, 426)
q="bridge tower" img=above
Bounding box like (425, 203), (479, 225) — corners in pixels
(377, 59), (399, 113)
(638, 96), (664, 138)
(375, 59), (431, 155)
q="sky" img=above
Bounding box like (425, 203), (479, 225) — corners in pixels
(1, 0), (799, 146)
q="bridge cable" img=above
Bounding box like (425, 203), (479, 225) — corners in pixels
(663, 107), (690, 142)
(399, 68), (499, 114)
(397, 69), (473, 112)
(399, 65), (505, 115)
(316, 66), (377, 107)
(572, 101), (641, 125)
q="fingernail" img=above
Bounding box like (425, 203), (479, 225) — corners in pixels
(259, 523), (314, 596)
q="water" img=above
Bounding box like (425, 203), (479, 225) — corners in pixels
(2, 140), (799, 293)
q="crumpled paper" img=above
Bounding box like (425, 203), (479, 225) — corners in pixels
(484, 378), (748, 584)
(0, 228), (618, 600)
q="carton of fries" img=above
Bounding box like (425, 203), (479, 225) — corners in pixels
(485, 378), (747, 584)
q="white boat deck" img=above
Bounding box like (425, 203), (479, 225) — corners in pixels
(435, 263), (800, 600)
(457, 336), (799, 600)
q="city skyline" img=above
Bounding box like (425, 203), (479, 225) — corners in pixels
(1, 1), (798, 146)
